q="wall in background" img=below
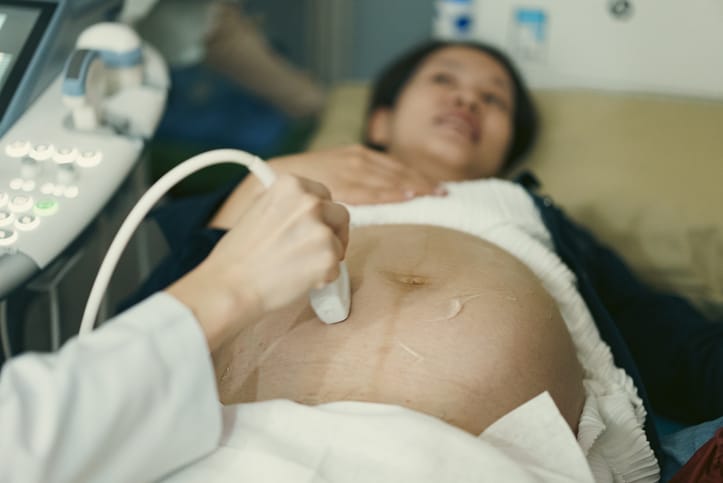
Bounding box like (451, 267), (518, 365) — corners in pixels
(473, 0), (723, 99)
(241, 0), (723, 99)
(348, 0), (435, 80)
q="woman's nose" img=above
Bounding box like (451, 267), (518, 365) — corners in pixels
(452, 88), (479, 113)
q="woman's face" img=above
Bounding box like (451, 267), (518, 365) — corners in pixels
(369, 46), (515, 181)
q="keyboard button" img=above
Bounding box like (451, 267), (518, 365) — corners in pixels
(77, 150), (103, 167)
(0, 229), (17, 246)
(0, 210), (14, 227)
(52, 147), (79, 164)
(15, 214), (40, 231)
(29, 144), (55, 161)
(34, 199), (59, 217)
(9, 195), (34, 213)
(4, 141), (31, 158)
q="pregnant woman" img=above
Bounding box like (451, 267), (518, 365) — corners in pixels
(129, 40), (723, 482)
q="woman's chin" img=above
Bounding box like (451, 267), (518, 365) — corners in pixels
(392, 142), (479, 181)
(421, 145), (478, 180)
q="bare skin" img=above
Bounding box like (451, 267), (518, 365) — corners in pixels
(213, 225), (585, 435)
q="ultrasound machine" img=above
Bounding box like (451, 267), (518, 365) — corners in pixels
(0, 0), (169, 358)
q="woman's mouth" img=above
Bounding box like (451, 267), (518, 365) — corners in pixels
(434, 112), (481, 143)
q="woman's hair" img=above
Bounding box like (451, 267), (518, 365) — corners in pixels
(363, 40), (538, 172)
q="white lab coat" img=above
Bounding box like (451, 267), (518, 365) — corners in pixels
(0, 292), (222, 483)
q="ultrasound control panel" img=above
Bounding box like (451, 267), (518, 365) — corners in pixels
(0, 40), (168, 299)
(0, 80), (138, 298)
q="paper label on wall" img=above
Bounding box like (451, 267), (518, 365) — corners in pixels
(510, 8), (548, 62)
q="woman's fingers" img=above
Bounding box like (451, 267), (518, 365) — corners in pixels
(268, 144), (448, 206)
(360, 148), (447, 198)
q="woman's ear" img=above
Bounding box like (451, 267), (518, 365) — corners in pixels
(366, 108), (392, 147)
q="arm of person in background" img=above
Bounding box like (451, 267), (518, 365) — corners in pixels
(203, 1), (326, 119)
(1, 175), (349, 483)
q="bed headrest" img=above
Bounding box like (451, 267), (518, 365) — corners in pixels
(308, 83), (723, 316)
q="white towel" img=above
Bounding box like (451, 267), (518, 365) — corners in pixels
(162, 392), (595, 482)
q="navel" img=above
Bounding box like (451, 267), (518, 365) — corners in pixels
(383, 270), (433, 288)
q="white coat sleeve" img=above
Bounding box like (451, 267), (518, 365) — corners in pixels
(0, 292), (223, 483)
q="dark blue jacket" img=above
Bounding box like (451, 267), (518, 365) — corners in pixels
(124, 176), (723, 465)
(530, 190), (723, 462)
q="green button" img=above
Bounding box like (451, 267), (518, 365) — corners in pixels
(34, 199), (58, 216)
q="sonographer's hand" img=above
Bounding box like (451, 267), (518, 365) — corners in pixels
(209, 145), (446, 229)
(167, 174), (349, 351)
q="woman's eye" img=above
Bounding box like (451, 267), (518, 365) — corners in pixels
(431, 72), (454, 85)
(480, 93), (509, 110)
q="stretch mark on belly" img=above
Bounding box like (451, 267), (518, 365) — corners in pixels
(397, 341), (424, 362)
(257, 337), (285, 365)
(423, 293), (482, 322)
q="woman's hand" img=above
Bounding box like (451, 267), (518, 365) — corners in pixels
(168, 175), (349, 351)
(271, 144), (447, 204)
(210, 144), (447, 229)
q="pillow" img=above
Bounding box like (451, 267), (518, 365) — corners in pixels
(308, 83), (723, 316)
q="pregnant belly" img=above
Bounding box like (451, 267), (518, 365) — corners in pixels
(214, 225), (585, 434)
